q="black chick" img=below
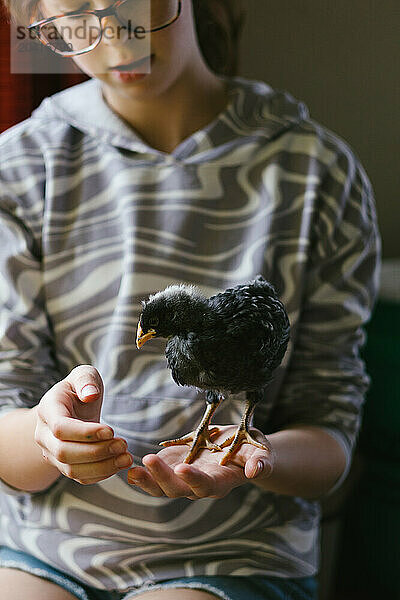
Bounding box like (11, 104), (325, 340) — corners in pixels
(136, 275), (290, 466)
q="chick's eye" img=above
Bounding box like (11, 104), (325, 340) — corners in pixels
(149, 317), (159, 328)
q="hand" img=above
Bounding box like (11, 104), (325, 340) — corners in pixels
(127, 425), (275, 500)
(34, 365), (133, 485)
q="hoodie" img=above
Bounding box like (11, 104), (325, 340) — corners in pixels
(0, 75), (380, 590)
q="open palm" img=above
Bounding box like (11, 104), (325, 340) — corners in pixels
(127, 425), (275, 499)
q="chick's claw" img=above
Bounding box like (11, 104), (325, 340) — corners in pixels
(219, 427), (272, 466)
(160, 426), (223, 464)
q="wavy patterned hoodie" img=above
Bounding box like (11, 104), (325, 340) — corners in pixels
(0, 75), (380, 590)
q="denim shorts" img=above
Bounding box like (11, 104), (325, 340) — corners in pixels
(0, 545), (318, 600)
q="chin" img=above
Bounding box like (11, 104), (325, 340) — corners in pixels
(117, 72), (184, 103)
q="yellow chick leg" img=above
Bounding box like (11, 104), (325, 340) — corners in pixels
(219, 395), (272, 466)
(159, 393), (224, 464)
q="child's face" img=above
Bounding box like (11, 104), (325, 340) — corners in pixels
(38, 0), (205, 101)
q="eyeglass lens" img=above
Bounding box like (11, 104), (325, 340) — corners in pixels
(38, 0), (179, 55)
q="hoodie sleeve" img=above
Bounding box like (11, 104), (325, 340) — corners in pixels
(273, 146), (381, 495)
(0, 153), (63, 420)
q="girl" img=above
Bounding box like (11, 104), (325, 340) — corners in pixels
(0, 1), (380, 599)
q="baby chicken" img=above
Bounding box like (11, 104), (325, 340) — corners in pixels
(136, 275), (290, 466)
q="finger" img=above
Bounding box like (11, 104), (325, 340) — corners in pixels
(40, 412), (114, 443)
(66, 364), (104, 403)
(45, 435), (128, 465)
(38, 383), (113, 442)
(141, 454), (192, 498)
(54, 453), (133, 483)
(127, 466), (165, 497)
(173, 463), (216, 498)
(244, 454), (274, 479)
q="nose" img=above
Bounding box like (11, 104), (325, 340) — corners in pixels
(100, 14), (130, 47)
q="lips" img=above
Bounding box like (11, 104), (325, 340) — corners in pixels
(110, 54), (153, 71)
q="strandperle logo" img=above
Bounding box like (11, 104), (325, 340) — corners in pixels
(15, 21), (148, 44)
(9, 10), (152, 74)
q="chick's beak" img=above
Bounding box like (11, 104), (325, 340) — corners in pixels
(136, 322), (157, 349)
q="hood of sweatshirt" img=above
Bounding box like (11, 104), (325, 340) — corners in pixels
(30, 75), (310, 160)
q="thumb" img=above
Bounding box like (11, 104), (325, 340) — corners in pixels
(244, 455), (273, 480)
(67, 365), (104, 403)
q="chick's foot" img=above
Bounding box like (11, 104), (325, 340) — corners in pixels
(219, 427), (272, 466)
(160, 426), (223, 464)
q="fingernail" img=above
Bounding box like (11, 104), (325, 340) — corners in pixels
(110, 441), (126, 455)
(81, 384), (98, 399)
(252, 460), (264, 478)
(98, 429), (113, 441)
(127, 469), (137, 483)
(115, 454), (132, 468)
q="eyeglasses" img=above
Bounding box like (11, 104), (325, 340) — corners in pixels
(27, 0), (182, 57)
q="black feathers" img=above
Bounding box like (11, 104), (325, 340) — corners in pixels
(136, 275), (291, 464)
(137, 275), (290, 395)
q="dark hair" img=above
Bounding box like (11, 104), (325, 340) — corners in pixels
(192, 0), (245, 75)
(1, 0), (245, 75)
(1, 1), (37, 26)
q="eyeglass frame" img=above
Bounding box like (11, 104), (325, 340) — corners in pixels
(27, 0), (182, 57)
